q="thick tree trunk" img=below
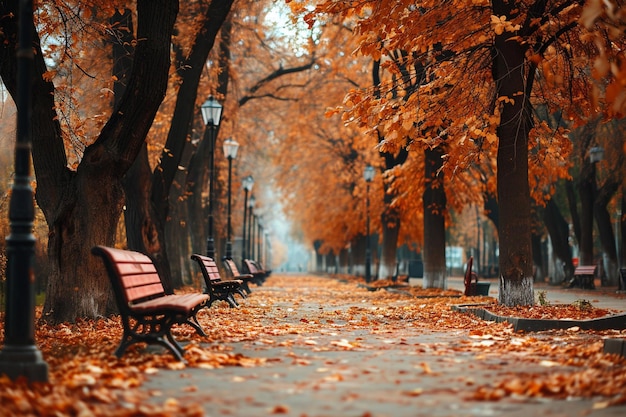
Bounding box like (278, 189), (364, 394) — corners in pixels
(108, 10), (174, 292)
(423, 147), (447, 289)
(492, 0), (534, 306)
(578, 160), (596, 266)
(0, 0), (178, 323)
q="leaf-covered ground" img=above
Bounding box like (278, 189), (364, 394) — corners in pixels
(1, 274), (625, 416)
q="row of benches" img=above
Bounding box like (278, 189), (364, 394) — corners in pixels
(92, 246), (270, 361)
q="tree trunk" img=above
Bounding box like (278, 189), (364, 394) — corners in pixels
(147, 0), (234, 285)
(422, 147), (447, 289)
(371, 59), (408, 281)
(492, 0), (534, 306)
(595, 180), (620, 285)
(578, 160), (596, 266)
(108, 13), (175, 292)
(351, 235), (366, 277)
(185, 14), (232, 258)
(0, 0), (179, 323)
(123, 146), (173, 291)
(543, 198), (574, 284)
(617, 193), (626, 272)
(378, 206), (399, 280)
(186, 134), (210, 256)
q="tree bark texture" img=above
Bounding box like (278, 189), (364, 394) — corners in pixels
(108, 9), (174, 293)
(492, 0), (534, 306)
(0, 0), (179, 323)
(422, 147), (447, 289)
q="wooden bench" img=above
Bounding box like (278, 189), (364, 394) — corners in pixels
(190, 254), (244, 307)
(243, 259), (267, 286)
(223, 258), (256, 295)
(92, 246), (209, 361)
(570, 265), (596, 289)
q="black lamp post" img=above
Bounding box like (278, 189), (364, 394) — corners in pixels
(251, 214), (258, 260)
(200, 95), (223, 259)
(0, 0), (49, 382)
(241, 175), (254, 264)
(255, 217), (263, 262)
(247, 195), (256, 259)
(364, 165), (375, 283)
(223, 138), (239, 259)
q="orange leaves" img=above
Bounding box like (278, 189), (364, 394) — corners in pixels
(3, 274), (626, 415)
(490, 15), (520, 35)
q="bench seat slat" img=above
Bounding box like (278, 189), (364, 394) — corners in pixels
(130, 293), (210, 314)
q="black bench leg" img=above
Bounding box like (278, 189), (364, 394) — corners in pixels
(186, 313), (207, 337)
(115, 332), (136, 359)
(164, 332), (185, 356)
(241, 281), (252, 295)
(115, 329), (185, 362)
(227, 294), (239, 308)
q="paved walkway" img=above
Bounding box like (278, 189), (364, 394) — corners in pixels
(141, 274), (626, 417)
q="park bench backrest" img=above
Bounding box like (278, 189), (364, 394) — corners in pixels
(190, 254), (222, 285)
(224, 258), (242, 277)
(574, 265), (596, 274)
(244, 259), (259, 274)
(92, 246), (165, 308)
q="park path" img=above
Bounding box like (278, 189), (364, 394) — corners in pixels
(142, 273), (626, 417)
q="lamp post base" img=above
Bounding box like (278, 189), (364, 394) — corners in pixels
(0, 345), (49, 382)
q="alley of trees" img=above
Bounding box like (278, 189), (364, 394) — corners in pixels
(0, 0), (625, 322)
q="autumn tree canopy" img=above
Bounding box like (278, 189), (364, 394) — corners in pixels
(285, 0), (625, 304)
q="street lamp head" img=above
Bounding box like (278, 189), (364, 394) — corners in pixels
(248, 194), (256, 208)
(223, 138), (239, 160)
(364, 165), (375, 182)
(243, 175), (254, 192)
(201, 95), (223, 127)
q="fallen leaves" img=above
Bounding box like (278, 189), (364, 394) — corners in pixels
(483, 302), (619, 320)
(0, 273), (625, 416)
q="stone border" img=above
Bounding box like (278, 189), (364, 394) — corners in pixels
(452, 303), (626, 358)
(604, 338), (626, 358)
(451, 303), (626, 332)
